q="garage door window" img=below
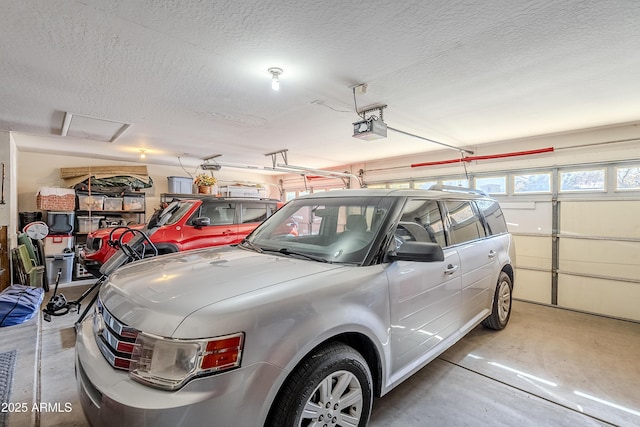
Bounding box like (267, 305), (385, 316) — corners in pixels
(559, 169), (605, 192)
(475, 176), (507, 194)
(389, 182), (411, 189)
(514, 173), (551, 194)
(616, 167), (640, 190)
(414, 181), (437, 190)
(442, 179), (469, 187)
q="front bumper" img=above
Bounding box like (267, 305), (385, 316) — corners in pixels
(75, 315), (283, 427)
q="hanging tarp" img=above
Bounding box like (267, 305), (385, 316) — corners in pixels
(60, 166), (153, 189)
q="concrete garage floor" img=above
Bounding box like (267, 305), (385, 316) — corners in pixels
(2, 284), (639, 427)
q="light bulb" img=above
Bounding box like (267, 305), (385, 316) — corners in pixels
(268, 67), (283, 91)
(139, 150), (146, 159)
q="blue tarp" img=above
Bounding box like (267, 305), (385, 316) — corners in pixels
(0, 285), (44, 327)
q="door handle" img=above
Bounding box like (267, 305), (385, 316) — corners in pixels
(444, 264), (459, 275)
(488, 250), (496, 259)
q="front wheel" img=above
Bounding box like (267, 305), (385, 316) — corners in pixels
(268, 342), (373, 427)
(482, 271), (513, 330)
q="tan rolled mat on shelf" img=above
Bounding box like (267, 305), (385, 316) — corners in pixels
(60, 166), (149, 187)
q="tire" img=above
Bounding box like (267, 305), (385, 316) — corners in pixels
(482, 271), (513, 330)
(268, 342), (373, 427)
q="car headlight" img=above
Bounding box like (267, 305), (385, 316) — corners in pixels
(129, 332), (244, 390)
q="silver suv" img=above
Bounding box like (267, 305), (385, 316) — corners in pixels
(76, 187), (515, 427)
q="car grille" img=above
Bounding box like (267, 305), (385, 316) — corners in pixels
(93, 299), (140, 370)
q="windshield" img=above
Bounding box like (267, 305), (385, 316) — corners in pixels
(159, 201), (196, 225)
(248, 196), (393, 264)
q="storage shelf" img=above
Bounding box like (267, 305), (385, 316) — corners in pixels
(76, 210), (145, 214)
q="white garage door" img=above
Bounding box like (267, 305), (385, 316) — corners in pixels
(498, 165), (640, 322)
(558, 200), (640, 321)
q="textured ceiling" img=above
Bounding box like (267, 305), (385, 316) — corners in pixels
(2, 0), (640, 171)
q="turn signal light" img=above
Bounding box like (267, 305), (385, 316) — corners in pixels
(201, 335), (243, 370)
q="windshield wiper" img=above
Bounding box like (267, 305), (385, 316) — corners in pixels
(263, 247), (329, 263)
(238, 238), (263, 253)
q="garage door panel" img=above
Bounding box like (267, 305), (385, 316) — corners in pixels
(559, 239), (640, 280)
(502, 201), (552, 234)
(561, 201), (640, 239)
(513, 269), (551, 304)
(558, 275), (640, 322)
(513, 235), (551, 270)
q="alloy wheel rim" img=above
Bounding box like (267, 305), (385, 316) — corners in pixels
(498, 280), (511, 322)
(299, 370), (363, 427)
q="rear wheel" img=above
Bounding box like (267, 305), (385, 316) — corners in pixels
(482, 271), (512, 330)
(268, 342), (372, 427)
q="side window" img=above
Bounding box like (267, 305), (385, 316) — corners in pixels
(396, 199), (446, 247)
(444, 200), (486, 245)
(193, 202), (235, 225)
(241, 203), (268, 224)
(475, 199), (508, 235)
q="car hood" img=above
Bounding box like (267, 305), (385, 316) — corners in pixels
(99, 247), (345, 336)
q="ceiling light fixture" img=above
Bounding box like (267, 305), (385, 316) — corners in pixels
(268, 67), (283, 91)
(139, 149), (146, 159)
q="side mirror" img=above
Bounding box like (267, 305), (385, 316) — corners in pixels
(193, 217), (211, 228)
(388, 241), (444, 262)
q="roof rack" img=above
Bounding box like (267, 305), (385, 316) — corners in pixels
(429, 185), (489, 196)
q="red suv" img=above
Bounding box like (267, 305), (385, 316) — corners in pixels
(80, 197), (282, 277)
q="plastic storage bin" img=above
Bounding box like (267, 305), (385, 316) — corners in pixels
(45, 253), (74, 285)
(123, 195), (145, 211)
(168, 176), (193, 194)
(103, 197), (123, 211)
(77, 216), (104, 234)
(47, 211), (75, 235)
(100, 217), (127, 228)
(78, 194), (104, 210)
(44, 234), (74, 255)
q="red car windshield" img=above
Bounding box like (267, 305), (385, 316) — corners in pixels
(162, 201), (196, 225)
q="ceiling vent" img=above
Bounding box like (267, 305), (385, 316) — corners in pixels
(61, 112), (131, 142)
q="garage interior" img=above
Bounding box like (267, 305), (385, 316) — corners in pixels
(1, 1), (640, 426)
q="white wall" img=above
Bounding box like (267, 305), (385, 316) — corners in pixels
(0, 131), (18, 247)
